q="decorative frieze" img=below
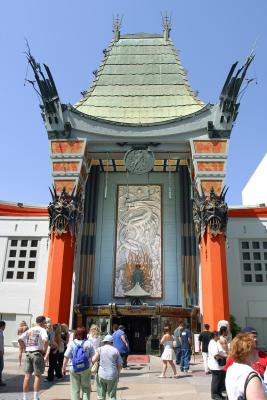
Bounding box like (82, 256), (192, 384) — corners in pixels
(191, 139), (228, 196)
(201, 180), (223, 194)
(54, 180), (76, 194)
(51, 140), (85, 155)
(197, 161), (225, 172)
(193, 140), (227, 154)
(52, 162), (80, 172)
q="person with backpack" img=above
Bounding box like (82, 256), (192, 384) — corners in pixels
(62, 326), (95, 400)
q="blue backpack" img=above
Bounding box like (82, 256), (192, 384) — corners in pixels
(72, 340), (89, 373)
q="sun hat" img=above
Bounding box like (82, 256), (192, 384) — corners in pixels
(103, 334), (113, 343)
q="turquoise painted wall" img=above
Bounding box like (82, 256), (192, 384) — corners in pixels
(93, 172), (182, 305)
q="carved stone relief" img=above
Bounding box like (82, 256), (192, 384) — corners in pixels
(114, 185), (162, 298)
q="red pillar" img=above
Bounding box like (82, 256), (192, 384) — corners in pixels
(200, 228), (230, 331)
(44, 232), (76, 324)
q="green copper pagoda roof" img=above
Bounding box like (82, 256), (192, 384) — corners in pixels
(74, 33), (205, 124)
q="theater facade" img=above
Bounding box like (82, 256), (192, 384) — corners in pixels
(15, 19), (255, 352)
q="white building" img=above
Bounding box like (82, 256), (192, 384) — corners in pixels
(242, 154), (267, 206)
(227, 206), (267, 348)
(0, 201), (49, 345)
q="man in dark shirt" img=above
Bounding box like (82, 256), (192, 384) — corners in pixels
(198, 324), (213, 374)
(179, 323), (192, 373)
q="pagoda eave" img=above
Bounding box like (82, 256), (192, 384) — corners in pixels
(46, 104), (220, 143)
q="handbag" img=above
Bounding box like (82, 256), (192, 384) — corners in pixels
(237, 371), (260, 400)
(217, 357), (226, 367)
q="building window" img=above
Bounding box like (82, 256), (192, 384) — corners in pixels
(240, 240), (267, 285)
(3, 239), (40, 282)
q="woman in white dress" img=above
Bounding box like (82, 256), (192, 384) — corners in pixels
(158, 327), (177, 378)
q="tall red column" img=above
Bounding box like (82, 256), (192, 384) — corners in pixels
(44, 232), (76, 324)
(200, 228), (230, 331)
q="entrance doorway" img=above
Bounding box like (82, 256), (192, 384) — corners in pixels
(112, 316), (151, 354)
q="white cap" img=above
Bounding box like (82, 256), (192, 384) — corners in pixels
(103, 334), (113, 343)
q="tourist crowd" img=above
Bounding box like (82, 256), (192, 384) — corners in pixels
(158, 320), (267, 399)
(1, 317), (267, 399)
(0, 317), (129, 400)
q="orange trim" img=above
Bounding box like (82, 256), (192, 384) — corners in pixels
(194, 140), (227, 153)
(54, 180), (76, 193)
(200, 228), (230, 330)
(53, 162), (80, 172)
(201, 180), (222, 194)
(51, 140), (84, 154)
(229, 207), (267, 218)
(197, 161), (225, 172)
(44, 231), (75, 324)
(0, 203), (48, 217)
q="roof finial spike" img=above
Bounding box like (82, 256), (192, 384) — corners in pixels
(113, 14), (123, 42)
(161, 11), (171, 40)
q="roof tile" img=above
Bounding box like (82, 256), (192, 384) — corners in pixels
(74, 34), (205, 124)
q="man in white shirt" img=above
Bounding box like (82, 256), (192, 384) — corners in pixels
(18, 315), (48, 400)
(208, 331), (227, 400)
(0, 320), (6, 386)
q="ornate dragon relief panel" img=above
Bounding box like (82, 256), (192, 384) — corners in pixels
(114, 185), (162, 298)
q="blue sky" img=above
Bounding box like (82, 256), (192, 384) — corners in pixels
(1, 0), (266, 205)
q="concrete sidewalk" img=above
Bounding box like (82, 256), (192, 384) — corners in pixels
(0, 348), (212, 400)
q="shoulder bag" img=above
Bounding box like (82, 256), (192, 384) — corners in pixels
(214, 354), (226, 366)
(217, 357), (226, 367)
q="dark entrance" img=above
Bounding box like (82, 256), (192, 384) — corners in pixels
(112, 316), (151, 354)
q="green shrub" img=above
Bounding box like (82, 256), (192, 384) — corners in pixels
(230, 314), (241, 338)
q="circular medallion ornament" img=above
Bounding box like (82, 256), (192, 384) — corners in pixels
(124, 149), (155, 174)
